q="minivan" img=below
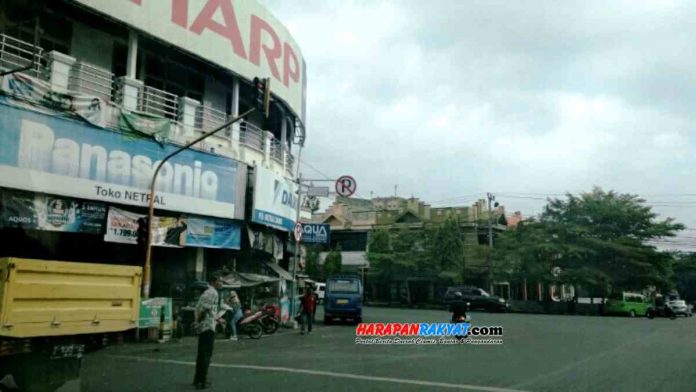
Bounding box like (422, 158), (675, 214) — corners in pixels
(604, 292), (650, 317)
(324, 275), (362, 324)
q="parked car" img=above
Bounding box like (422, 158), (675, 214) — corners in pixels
(667, 299), (692, 317)
(647, 294), (677, 320)
(604, 292), (651, 317)
(315, 282), (326, 304)
(443, 286), (508, 312)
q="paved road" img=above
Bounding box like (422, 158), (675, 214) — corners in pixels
(78, 307), (696, 392)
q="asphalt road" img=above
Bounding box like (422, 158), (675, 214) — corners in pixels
(76, 307), (696, 392)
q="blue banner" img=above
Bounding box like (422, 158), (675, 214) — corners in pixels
(301, 223), (331, 244)
(185, 216), (242, 249)
(252, 166), (298, 232)
(0, 102), (245, 219)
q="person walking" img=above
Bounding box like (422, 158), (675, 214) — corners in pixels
(224, 290), (243, 341)
(193, 272), (223, 390)
(300, 287), (316, 335)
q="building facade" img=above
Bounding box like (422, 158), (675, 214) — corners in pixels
(0, 0), (307, 305)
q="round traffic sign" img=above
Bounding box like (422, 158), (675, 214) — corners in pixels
(335, 175), (357, 197)
(294, 223), (303, 242)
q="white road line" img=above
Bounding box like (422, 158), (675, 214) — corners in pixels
(107, 354), (531, 392)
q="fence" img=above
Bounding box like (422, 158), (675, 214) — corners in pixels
(239, 121), (264, 151)
(68, 61), (113, 101)
(140, 85), (179, 119)
(0, 34), (45, 78)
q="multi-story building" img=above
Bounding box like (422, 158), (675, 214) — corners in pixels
(0, 0), (307, 301)
(312, 196), (509, 302)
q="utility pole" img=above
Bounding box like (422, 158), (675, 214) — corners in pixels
(487, 192), (495, 295)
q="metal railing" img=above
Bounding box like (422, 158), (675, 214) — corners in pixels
(239, 121), (264, 151)
(270, 139), (283, 164)
(287, 152), (295, 170)
(0, 34), (45, 78)
(140, 85), (179, 119)
(195, 104), (228, 132)
(68, 61), (113, 101)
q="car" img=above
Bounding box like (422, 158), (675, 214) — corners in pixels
(315, 282), (326, 304)
(604, 292), (651, 317)
(647, 294), (677, 320)
(667, 299), (692, 317)
(443, 286), (509, 312)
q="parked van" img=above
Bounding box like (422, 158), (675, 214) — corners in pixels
(324, 275), (362, 324)
(315, 282), (326, 304)
(604, 292), (650, 317)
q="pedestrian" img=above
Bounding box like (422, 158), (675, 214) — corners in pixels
(193, 272), (223, 390)
(300, 287), (316, 335)
(224, 290), (243, 341)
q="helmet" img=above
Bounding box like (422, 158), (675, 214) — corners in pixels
(454, 291), (463, 299)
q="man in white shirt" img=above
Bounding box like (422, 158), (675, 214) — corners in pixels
(193, 272), (223, 390)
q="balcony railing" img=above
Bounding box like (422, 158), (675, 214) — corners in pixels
(239, 121), (264, 151)
(140, 85), (179, 119)
(196, 104), (228, 133)
(68, 61), (113, 101)
(0, 34), (46, 78)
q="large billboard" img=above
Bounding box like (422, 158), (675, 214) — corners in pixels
(0, 102), (246, 219)
(252, 166), (297, 232)
(70, 0), (307, 124)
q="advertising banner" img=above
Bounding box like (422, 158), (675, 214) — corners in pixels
(0, 103), (246, 219)
(138, 297), (173, 330)
(72, 0), (307, 124)
(119, 111), (172, 143)
(300, 223), (331, 244)
(105, 207), (241, 249)
(1, 72), (109, 128)
(0, 188), (106, 233)
(252, 166), (298, 232)
(104, 207), (186, 247)
(185, 216), (242, 250)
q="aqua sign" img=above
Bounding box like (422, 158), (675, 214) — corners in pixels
(301, 223), (331, 244)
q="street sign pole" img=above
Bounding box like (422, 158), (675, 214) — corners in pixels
(290, 172), (302, 327)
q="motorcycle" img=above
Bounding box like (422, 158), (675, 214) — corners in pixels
(259, 304), (280, 334)
(217, 308), (264, 339)
(451, 302), (471, 341)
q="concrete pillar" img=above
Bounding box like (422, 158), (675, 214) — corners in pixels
(195, 248), (205, 281)
(178, 96), (200, 138)
(280, 109), (288, 173)
(48, 51), (76, 91)
(115, 76), (143, 111)
(230, 78), (241, 149)
(264, 131), (274, 165)
(127, 30), (138, 79)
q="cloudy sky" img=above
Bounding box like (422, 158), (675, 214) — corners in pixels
(260, 0), (696, 250)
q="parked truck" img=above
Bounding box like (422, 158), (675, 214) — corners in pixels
(0, 258), (142, 391)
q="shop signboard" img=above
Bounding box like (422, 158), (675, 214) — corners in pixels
(0, 103), (246, 219)
(252, 166), (298, 232)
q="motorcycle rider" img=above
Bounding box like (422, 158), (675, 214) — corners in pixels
(449, 291), (469, 323)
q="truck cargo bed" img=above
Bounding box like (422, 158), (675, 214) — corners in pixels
(0, 258), (142, 338)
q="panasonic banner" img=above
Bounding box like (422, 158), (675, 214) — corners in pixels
(252, 166), (298, 232)
(0, 103), (246, 219)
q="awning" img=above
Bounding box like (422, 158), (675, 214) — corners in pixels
(264, 261), (293, 281)
(238, 272), (279, 286)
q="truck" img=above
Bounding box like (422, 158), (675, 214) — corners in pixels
(323, 275), (363, 325)
(0, 258), (142, 392)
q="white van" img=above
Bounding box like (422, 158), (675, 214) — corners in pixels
(315, 282), (326, 304)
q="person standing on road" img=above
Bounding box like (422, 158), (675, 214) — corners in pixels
(300, 287), (317, 335)
(224, 290), (243, 341)
(193, 272), (223, 390)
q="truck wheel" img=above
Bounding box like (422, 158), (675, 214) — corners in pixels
(324, 316), (332, 325)
(629, 310), (636, 318)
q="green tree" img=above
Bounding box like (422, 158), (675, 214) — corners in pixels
(496, 188), (684, 295)
(672, 253), (696, 301)
(429, 218), (466, 283)
(323, 244), (343, 278)
(305, 245), (321, 280)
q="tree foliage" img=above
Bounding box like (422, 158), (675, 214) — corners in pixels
(304, 245), (321, 280)
(496, 188), (684, 293)
(323, 244), (343, 278)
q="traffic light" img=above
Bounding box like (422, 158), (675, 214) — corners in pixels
(252, 77), (271, 118)
(137, 217), (149, 247)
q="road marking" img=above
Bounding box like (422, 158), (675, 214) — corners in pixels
(107, 354), (531, 392)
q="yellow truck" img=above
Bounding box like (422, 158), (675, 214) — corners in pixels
(0, 258), (142, 391)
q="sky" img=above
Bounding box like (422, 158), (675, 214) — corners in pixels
(259, 0), (696, 251)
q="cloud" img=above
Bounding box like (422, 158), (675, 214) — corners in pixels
(261, 0), (696, 248)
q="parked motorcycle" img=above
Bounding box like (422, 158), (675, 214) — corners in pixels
(259, 304), (280, 334)
(217, 308), (264, 339)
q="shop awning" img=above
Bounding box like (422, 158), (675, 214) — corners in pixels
(238, 272), (279, 286)
(263, 261), (293, 281)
